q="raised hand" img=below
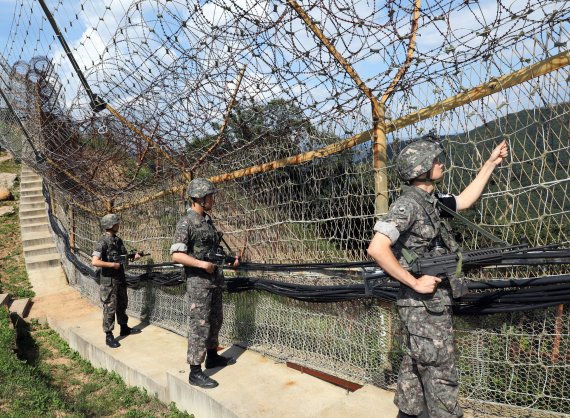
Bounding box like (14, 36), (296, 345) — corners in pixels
(487, 139), (509, 166)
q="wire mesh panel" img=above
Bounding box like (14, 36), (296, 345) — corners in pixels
(1, 0), (570, 416)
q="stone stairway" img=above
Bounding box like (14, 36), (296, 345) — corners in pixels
(19, 166), (67, 283)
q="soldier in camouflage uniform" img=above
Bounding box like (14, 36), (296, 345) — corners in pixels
(368, 134), (508, 418)
(171, 178), (239, 389)
(92, 214), (141, 348)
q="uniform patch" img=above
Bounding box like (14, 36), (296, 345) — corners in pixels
(395, 205), (411, 215)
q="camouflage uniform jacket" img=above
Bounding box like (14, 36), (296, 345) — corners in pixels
(374, 186), (459, 308)
(170, 209), (223, 286)
(92, 233), (127, 279)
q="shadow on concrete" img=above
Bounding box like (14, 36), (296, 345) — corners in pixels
(115, 321), (150, 342)
(207, 344), (247, 377)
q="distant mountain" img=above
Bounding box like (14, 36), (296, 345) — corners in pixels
(355, 102), (569, 166)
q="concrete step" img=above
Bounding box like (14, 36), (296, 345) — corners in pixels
(21, 231), (53, 247)
(20, 175), (40, 182)
(20, 207), (47, 217)
(25, 253), (61, 270)
(20, 188), (43, 197)
(20, 179), (42, 188)
(21, 222), (49, 234)
(20, 201), (46, 210)
(20, 183), (42, 190)
(19, 214), (48, 225)
(21, 197), (46, 206)
(9, 298), (31, 318)
(27, 268), (68, 297)
(20, 194), (44, 202)
(20, 195), (46, 209)
(23, 243), (59, 258)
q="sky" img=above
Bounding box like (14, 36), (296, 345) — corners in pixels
(0, 0), (17, 54)
(0, 0), (568, 141)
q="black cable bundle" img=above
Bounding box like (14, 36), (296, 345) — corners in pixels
(42, 185), (570, 315)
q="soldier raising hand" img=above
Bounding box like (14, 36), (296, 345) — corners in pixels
(368, 134), (508, 418)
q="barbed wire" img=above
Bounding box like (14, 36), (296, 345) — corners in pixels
(1, 1), (570, 415)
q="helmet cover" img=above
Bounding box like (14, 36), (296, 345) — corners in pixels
(100, 213), (120, 230)
(395, 134), (444, 182)
(186, 178), (217, 198)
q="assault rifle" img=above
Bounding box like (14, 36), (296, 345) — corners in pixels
(204, 246), (239, 266)
(112, 251), (150, 269)
(364, 244), (570, 298)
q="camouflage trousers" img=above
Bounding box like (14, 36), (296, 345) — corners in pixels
(186, 276), (223, 365)
(395, 304), (463, 418)
(99, 276), (128, 333)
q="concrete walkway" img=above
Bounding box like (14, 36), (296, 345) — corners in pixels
(19, 165), (399, 418)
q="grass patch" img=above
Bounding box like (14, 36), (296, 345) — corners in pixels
(0, 309), (68, 417)
(0, 314), (192, 417)
(0, 210), (33, 299)
(0, 153), (29, 298)
(0, 155), (19, 174)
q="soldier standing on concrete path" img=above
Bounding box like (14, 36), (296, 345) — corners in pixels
(92, 214), (142, 348)
(368, 134), (508, 418)
(171, 178), (239, 389)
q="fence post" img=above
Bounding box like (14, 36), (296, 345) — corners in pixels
(552, 304), (564, 364)
(373, 103), (389, 216)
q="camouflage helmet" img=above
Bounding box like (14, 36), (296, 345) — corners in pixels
(100, 213), (119, 230)
(395, 134), (444, 182)
(186, 178), (217, 199)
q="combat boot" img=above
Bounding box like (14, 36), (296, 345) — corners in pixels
(205, 348), (235, 369)
(189, 365), (218, 388)
(119, 324), (141, 336)
(397, 411), (418, 418)
(105, 332), (120, 348)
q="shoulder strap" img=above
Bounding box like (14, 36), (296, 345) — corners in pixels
(405, 186), (461, 252)
(404, 187), (441, 235)
(397, 187), (439, 261)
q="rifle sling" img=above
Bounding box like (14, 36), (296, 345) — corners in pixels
(400, 188), (466, 284)
(435, 200), (508, 245)
(401, 247), (419, 265)
(455, 251), (463, 277)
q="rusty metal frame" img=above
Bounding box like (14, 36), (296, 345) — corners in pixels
(211, 50), (570, 183)
(285, 0), (421, 214)
(105, 104), (191, 181)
